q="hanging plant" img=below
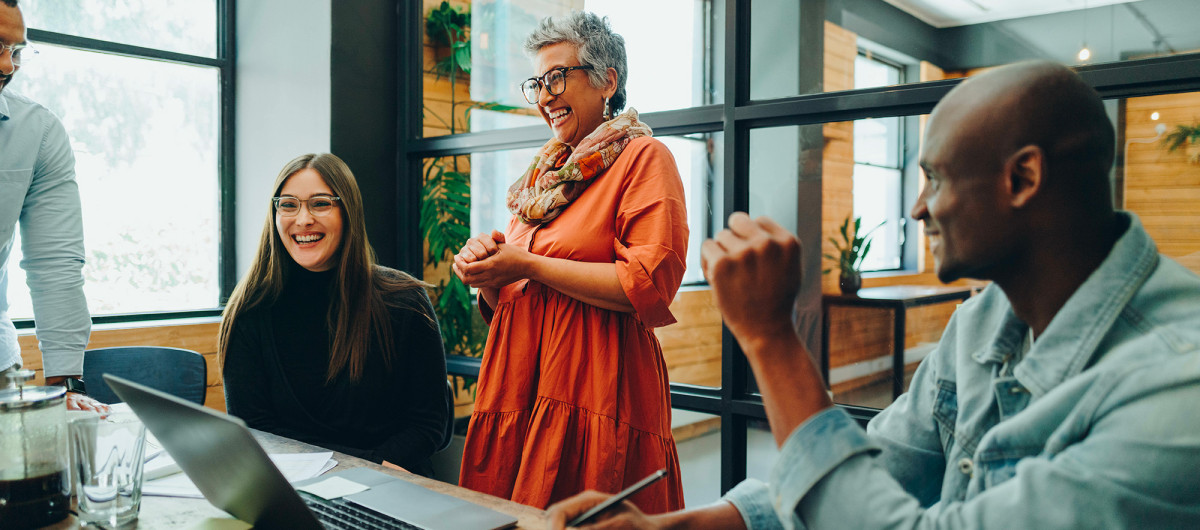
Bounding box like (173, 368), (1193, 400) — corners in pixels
(421, 2), (485, 403)
(1161, 122), (1200, 165)
(420, 159), (476, 357)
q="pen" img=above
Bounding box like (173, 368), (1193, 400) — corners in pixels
(567, 468), (667, 527)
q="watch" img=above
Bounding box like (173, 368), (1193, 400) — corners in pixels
(63, 377), (87, 395)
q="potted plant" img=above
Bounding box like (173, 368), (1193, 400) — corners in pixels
(421, 1), (485, 403)
(1162, 122), (1200, 165)
(824, 216), (883, 295)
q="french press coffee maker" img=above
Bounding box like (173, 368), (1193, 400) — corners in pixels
(0, 369), (71, 528)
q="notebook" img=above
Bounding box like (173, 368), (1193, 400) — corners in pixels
(103, 374), (517, 530)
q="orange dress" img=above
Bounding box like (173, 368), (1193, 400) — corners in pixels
(459, 137), (687, 513)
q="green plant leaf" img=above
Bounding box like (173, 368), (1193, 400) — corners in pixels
(856, 238), (873, 269)
(1162, 123), (1200, 152)
(454, 44), (472, 74)
(832, 216), (886, 273)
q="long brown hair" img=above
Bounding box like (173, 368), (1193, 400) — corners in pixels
(218, 153), (431, 383)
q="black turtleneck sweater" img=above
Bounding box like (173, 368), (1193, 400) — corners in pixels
(222, 264), (448, 476)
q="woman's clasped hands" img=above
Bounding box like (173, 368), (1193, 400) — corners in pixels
(452, 230), (533, 288)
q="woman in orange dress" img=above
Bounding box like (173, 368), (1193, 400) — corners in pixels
(452, 11), (686, 514)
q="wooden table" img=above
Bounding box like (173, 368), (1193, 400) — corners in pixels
(822, 285), (976, 399)
(46, 430), (545, 529)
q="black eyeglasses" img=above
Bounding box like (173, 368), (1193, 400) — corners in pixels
(519, 65), (594, 104)
(273, 195), (341, 217)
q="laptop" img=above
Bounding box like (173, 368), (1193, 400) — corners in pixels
(104, 374), (518, 530)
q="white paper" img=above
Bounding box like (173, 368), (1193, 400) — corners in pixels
(296, 476), (370, 500)
(143, 453), (182, 481)
(142, 452), (334, 498)
(106, 402), (134, 415)
(318, 458), (338, 475)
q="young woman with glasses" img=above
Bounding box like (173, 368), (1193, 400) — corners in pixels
(218, 153), (449, 476)
(454, 12), (686, 513)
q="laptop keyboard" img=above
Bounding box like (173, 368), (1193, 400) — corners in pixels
(302, 495), (422, 530)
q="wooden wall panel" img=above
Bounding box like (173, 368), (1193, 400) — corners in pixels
(826, 302), (959, 369)
(827, 306), (892, 367)
(19, 320), (225, 412)
(655, 289), (722, 389)
(822, 21), (859, 295)
(1125, 91), (1200, 274)
(823, 21), (856, 93)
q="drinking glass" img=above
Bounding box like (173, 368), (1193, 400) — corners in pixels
(69, 413), (146, 527)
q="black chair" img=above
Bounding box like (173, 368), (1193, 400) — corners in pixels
(83, 346), (207, 405)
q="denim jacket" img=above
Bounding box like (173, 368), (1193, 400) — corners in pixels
(725, 212), (1200, 528)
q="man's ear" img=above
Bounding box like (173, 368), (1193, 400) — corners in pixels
(1006, 145), (1043, 209)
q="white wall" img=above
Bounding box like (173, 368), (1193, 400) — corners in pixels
(235, 0), (331, 278)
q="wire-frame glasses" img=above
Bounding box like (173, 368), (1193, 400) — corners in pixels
(273, 195), (342, 217)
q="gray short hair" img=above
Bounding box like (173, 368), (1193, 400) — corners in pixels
(524, 11), (628, 115)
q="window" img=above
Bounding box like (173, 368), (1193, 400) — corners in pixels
(6, 1), (231, 320)
(421, 0), (718, 288)
(404, 0), (1200, 496)
(414, 0), (721, 369)
(852, 53), (904, 271)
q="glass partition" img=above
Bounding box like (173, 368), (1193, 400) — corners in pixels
(422, 0), (722, 137)
(744, 419), (778, 485)
(673, 409), (721, 507)
(750, 0), (1200, 99)
(433, 131), (722, 387)
(1118, 90), (1200, 275)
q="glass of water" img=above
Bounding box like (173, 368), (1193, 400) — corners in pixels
(69, 413), (146, 527)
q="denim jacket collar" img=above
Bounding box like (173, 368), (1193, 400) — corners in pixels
(972, 212), (1158, 397)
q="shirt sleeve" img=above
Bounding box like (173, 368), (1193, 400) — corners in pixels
(764, 365), (1200, 528)
(612, 138), (689, 328)
(21, 115), (89, 378)
(723, 479), (787, 530)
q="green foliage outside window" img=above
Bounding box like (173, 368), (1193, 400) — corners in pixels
(420, 3), (485, 401)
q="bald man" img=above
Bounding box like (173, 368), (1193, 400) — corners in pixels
(546, 61), (1200, 528)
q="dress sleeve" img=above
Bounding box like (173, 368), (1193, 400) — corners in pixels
(612, 138), (689, 328)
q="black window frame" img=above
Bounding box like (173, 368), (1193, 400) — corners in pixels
(13, 0), (236, 329)
(398, 0), (1200, 495)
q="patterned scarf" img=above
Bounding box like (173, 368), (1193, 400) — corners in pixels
(506, 108), (652, 224)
